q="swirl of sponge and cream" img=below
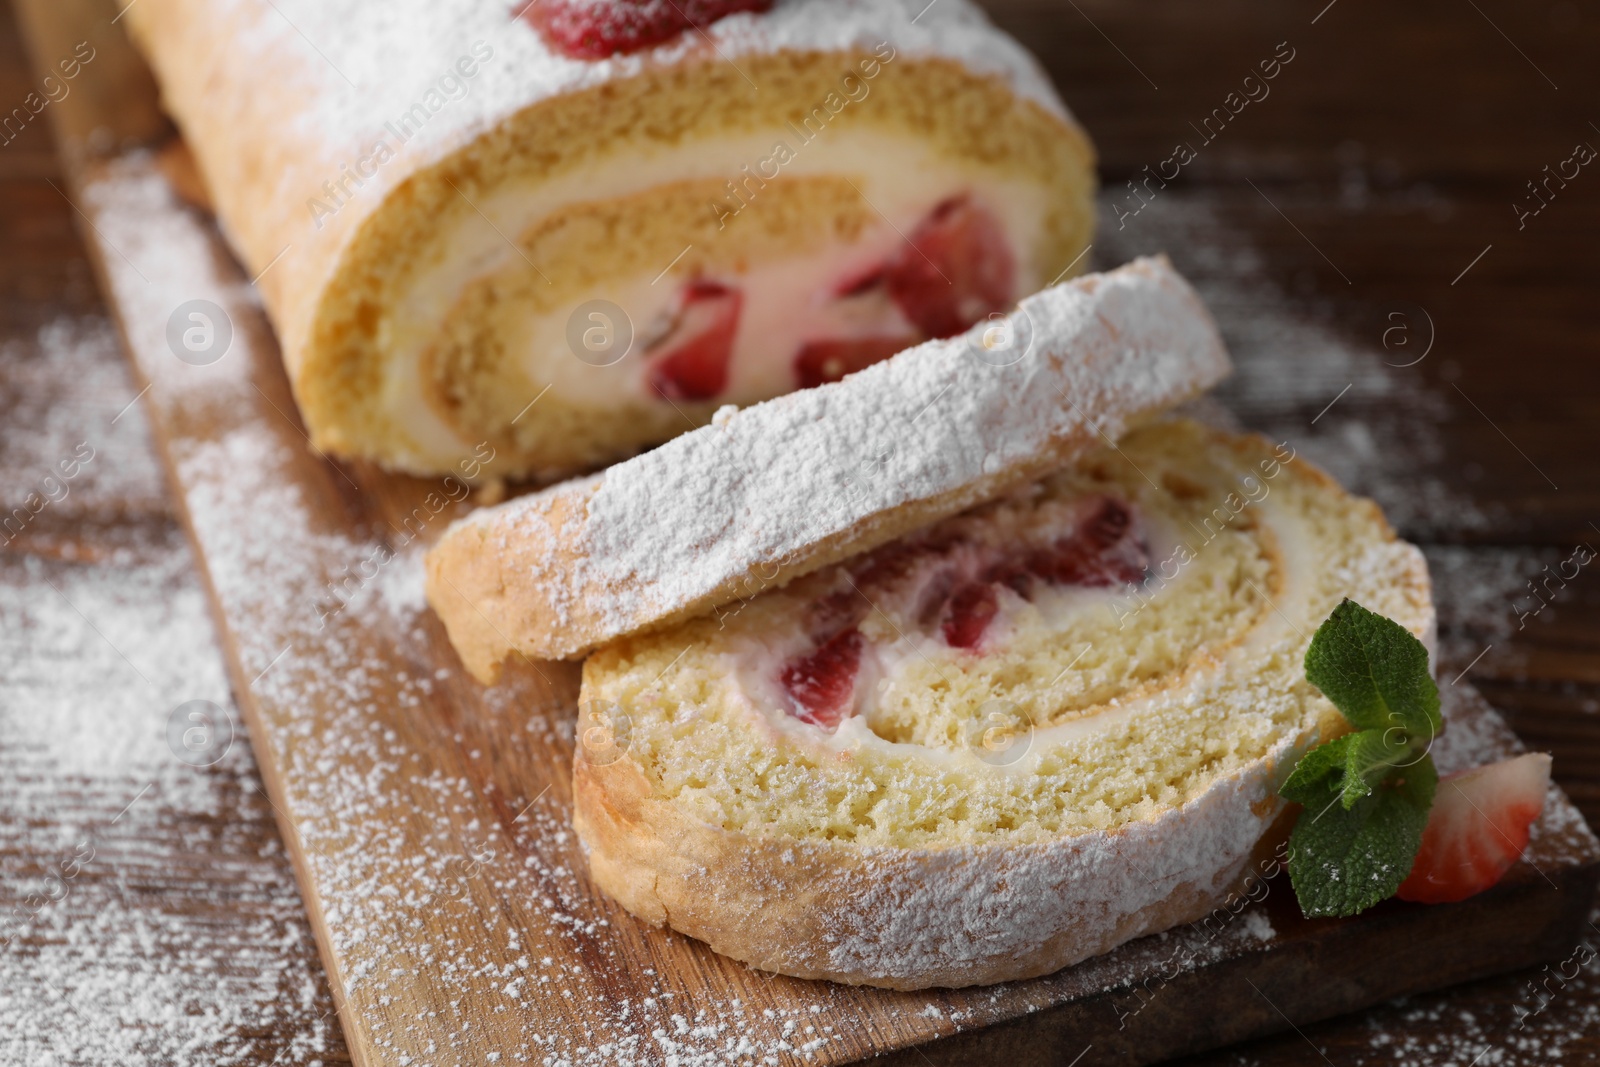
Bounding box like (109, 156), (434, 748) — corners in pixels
(574, 419), (1434, 988)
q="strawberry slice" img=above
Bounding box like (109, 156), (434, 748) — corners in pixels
(1396, 752), (1551, 904)
(793, 335), (916, 388)
(780, 496), (1148, 706)
(941, 582), (998, 650)
(780, 628), (864, 730)
(1029, 541), (1149, 588)
(521, 0), (773, 60)
(885, 195), (1016, 339)
(646, 280), (741, 401)
(1028, 498), (1149, 588)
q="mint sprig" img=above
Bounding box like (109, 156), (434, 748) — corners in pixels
(1281, 599), (1440, 918)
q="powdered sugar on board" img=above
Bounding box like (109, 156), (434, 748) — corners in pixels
(74, 149), (953, 1067)
(1191, 903), (1600, 1067)
(0, 317), (341, 1065)
(57, 149), (1600, 1066)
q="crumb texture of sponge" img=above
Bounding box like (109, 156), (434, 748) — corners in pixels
(574, 419), (1435, 988)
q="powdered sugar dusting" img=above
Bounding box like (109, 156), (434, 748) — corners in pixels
(0, 318), (166, 546)
(0, 317), (340, 1065)
(146, 0), (1064, 184)
(816, 745), (1293, 985)
(125, 0), (1067, 337)
(49, 143), (1600, 1064)
(583, 258), (1223, 612)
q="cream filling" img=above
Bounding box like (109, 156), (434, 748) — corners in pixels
(374, 128), (1048, 466)
(1019, 503), (1312, 754)
(533, 234), (919, 406)
(851, 522), (1177, 724)
(734, 501), (1315, 768)
(724, 504), (1162, 744)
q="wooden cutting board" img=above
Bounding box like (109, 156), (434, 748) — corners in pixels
(17, 2), (1600, 1064)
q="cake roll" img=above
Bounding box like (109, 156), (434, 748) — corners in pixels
(124, 0), (1096, 477)
(573, 419), (1435, 988)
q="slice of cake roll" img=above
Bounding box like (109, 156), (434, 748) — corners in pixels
(124, 0), (1095, 477)
(573, 418), (1434, 988)
(426, 257), (1231, 677)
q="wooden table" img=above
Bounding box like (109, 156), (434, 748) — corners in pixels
(3, 0), (1598, 1063)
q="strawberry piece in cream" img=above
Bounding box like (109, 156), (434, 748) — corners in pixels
(885, 195), (1016, 340)
(1027, 498), (1149, 589)
(626, 196), (1016, 405)
(522, 0), (774, 60)
(777, 497), (1150, 730)
(780, 628), (865, 729)
(646, 280), (742, 401)
(940, 582), (999, 650)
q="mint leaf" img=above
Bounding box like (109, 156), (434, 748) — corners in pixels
(1286, 754), (1437, 917)
(1338, 728), (1415, 809)
(1281, 599), (1443, 918)
(1304, 598), (1440, 738)
(1282, 728), (1415, 812)
(1280, 731), (1359, 804)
